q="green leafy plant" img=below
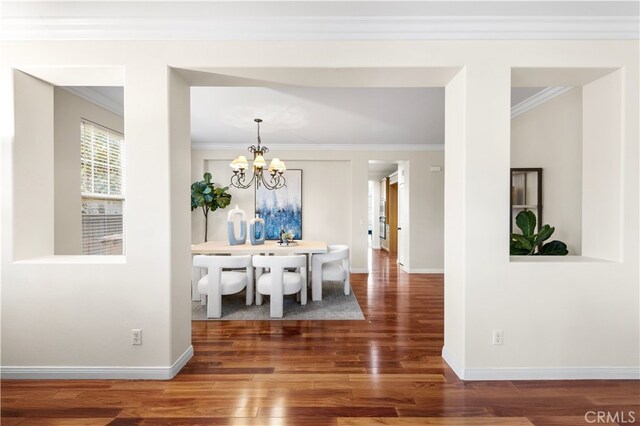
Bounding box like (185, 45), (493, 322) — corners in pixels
(191, 172), (232, 242)
(282, 231), (294, 241)
(510, 210), (568, 256)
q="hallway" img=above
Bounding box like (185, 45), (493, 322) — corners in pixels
(2, 250), (638, 424)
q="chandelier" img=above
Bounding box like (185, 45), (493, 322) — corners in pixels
(229, 118), (287, 190)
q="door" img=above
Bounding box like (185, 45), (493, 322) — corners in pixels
(388, 183), (398, 254)
(398, 182), (407, 266)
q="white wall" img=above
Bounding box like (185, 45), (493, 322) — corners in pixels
(511, 88), (583, 254)
(191, 149), (445, 274)
(444, 68), (467, 370)
(1, 40), (637, 380)
(445, 61), (638, 379)
(54, 88), (125, 255)
(1, 55), (191, 376)
(168, 70), (193, 364)
(406, 156), (445, 272)
(11, 71), (55, 261)
(582, 70), (623, 262)
(195, 159), (352, 248)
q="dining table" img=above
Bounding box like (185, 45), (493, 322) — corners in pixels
(191, 240), (328, 301)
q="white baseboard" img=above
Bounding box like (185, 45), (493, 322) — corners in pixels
(462, 366), (640, 381)
(441, 346), (640, 380)
(441, 346), (465, 379)
(170, 345), (194, 378)
(351, 265), (443, 274)
(402, 266), (444, 274)
(1, 345), (194, 380)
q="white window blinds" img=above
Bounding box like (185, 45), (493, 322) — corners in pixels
(80, 120), (125, 255)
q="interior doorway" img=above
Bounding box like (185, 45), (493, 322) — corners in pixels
(398, 179), (407, 266)
(367, 160), (410, 271)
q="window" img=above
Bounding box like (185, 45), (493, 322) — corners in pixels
(80, 120), (125, 255)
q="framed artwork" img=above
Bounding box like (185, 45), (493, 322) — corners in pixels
(255, 169), (302, 240)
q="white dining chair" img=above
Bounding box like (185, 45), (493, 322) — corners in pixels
(311, 245), (350, 301)
(253, 255), (307, 318)
(192, 255), (253, 318)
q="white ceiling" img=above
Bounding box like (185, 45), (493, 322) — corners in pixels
(74, 85), (550, 148)
(368, 161), (398, 181)
(91, 86), (124, 107)
(190, 87), (445, 147)
(511, 87), (546, 107)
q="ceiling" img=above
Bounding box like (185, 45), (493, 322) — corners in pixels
(190, 87), (445, 147)
(368, 161), (398, 181)
(511, 87), (545, 106)
(69, 85), (552, 148)
(91, 86), (124, 107)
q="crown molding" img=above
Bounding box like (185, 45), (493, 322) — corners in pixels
(2, 16), (638, 41)
(191, 143), (444, 151)
(511, 86), (573, 119)
(61, 86), (124, 117)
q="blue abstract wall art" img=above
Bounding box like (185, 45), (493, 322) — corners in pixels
(255, 169), (302, 240)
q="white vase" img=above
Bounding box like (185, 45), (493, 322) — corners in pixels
(250, 214), (265, 245)
(227, 205), (246, 245)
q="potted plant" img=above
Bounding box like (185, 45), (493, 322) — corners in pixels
(282, 231), (295, 245)
(191, 172), (232, 242)
(510, 210), (568, 255)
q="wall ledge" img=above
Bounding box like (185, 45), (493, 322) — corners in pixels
(0, 345), (193, 380)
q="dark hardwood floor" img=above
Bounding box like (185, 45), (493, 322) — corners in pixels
(2, 249), (639, 425)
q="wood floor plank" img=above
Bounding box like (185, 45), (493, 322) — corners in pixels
(1, 250), (638, 424)
(10, 419), (114, 426)
(118, 405), (259, 418)
(257, 406), (398, 418)
(338, 418), (534, 425)
(0, 408), (122, 418)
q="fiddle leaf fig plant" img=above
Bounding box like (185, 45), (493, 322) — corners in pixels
(191, 172), (232, 242)
(510, 210), (568, 256)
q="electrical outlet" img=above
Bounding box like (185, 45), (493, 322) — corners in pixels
(492, 329), (503, 345)
(132, 329), (142, 345)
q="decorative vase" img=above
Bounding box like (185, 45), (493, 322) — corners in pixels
(227, 205), (247, 245)
(250, 214), (265, 245)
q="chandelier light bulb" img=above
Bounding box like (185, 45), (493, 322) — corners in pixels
(230, 155), (248, 170)
(269, 158), (284, 172)
(229, 157), (240, 170)
(254, 154), (266, 169)
(237, 156), (248, 168)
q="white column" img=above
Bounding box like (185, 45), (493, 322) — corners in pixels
(443, 64), (511, 378)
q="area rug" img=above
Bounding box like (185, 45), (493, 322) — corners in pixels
(192, 281), (364, 321)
